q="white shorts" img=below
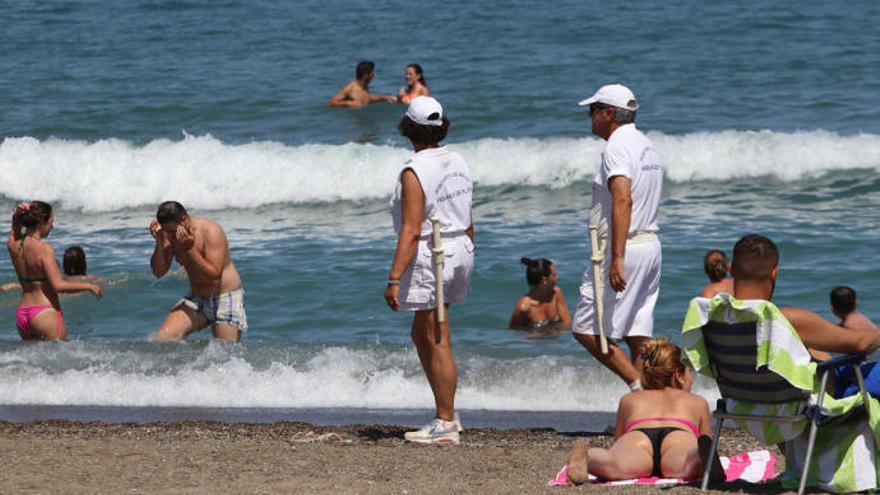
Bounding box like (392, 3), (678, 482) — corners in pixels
(398, 235), (474, 312)
(572, 239), (661, 340)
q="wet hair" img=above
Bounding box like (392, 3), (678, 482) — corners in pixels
(521, 257), (553, 286)
(830, 286), (857, 315)
(356, 60), (375, 79)
(731, 234), (778, 281)
(640, 338), (687, 390)
(703, 249), (729, 282)
(407, 63), (427, 88)
(156, 201), (188, 225)
(18, 201), (53, 229)
(63, 246), (87, 276)
(398, 115), (450, 145)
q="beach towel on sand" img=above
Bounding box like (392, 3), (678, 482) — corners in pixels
(681, 294), (880, 493)
(549, 450), (776, 486)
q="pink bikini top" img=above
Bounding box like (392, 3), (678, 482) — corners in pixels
(623, 417), (700, 437)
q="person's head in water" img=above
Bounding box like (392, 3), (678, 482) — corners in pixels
(398, 96), (449, 146)
(703, 249), (729, 282)
(63, 246), (87, 276)
(731, 234), (778, 282)
(405, 64), (427, 89)
(831, 286), (858, 319)
(521, 257), (556, 289)
(356, 60), (375, 83)
(16, 201), (54, 237)
(156, 201), (189, 233)
(640, 338), (691, 391)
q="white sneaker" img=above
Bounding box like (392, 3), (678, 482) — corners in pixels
(453, 412), (464, 433)
(404, 418), (460, 445)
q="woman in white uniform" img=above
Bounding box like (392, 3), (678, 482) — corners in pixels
(385, 96), (474, 445)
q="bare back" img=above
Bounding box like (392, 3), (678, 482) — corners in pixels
(615, 388), (712, 438)
(329, 80), (372, 108)
(7, 237), (60, 308)
(842, 311), (879, 331)
(701, 278), (734, 298)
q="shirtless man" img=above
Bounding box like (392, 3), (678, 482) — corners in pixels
(150, 201), (247, 342)
(731, 235), (880, 355)
(327, 60), (395, 108)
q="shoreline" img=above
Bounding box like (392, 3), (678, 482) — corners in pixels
(0, 405), (618, 432)
(0, 419), (791, 494)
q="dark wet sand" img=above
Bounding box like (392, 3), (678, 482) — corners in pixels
(0, 421), (797, 494)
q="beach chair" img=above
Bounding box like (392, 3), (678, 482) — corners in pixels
(681, 293), (879, 494)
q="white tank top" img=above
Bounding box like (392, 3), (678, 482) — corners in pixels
(389, 147), (473, 236)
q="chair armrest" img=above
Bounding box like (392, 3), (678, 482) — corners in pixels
(816, 353), (866, 371)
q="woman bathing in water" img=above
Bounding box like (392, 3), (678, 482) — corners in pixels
(6, 202), (102, 340)
(508, 258), (571, 330)
(2, 246), (106, 292)
(700, 249), (733, 298)
(397, 64), (430, 104)
(566, 338), (723, 484)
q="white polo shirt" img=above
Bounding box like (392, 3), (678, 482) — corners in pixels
(589, 123), (662, 239)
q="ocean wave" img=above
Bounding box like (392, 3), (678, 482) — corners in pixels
(0, 343), (720, 411)
(2, 131), (878, 211)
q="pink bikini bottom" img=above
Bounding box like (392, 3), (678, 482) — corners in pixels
(16, 305), (63, 339)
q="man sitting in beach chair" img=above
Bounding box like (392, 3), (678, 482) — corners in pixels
(681, 234), (880, 494)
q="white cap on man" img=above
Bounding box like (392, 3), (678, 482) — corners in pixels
(406, 96), (444, 127)
(578, 84), (639, 112)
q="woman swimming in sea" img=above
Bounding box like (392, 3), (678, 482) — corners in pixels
(700, 249), (733, 298)
(397, 64), (430, 104)
(508, 257), (571, 330)
(6, 202), (102, 340)
(565, 338), (723, 484)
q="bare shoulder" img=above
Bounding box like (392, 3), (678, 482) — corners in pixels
(686, 390), (709, 407)
(515, 295), (533, 311)
(193, 217), (228, 245)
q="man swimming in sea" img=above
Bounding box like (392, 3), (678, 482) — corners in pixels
(149, 201), (247, 342)
(327, 60), (396, 108)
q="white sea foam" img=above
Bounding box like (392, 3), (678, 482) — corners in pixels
(0, 344), (720, 411)
(3, 130), (878, 212)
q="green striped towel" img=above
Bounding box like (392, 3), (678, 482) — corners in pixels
(682, 293), (880, 492)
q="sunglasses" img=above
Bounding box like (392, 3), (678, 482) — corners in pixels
(589, 103), (611, 116)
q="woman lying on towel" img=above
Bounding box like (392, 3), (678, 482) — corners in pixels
(567, 338), (723, 484)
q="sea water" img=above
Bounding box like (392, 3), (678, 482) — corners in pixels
(1, 0), (879, 429)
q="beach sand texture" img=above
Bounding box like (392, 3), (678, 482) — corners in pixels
(0, 420), (794, 494)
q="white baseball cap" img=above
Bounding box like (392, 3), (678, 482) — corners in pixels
(406, 96), (444, 127)
(578, 84), (639, 112)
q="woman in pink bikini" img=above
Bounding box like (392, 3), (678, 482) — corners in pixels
(7, 202), (102, 340)
(566, 338), (723, 483)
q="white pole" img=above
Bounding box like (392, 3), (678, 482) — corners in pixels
(589, 225), (609, 355)
(431, 216), (446, 324)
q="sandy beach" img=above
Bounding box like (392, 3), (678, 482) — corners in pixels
(0, 420), (795, 494)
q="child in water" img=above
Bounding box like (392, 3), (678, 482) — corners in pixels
(830, 286), (878, 331)
(827, 286), (880, 399)
(509, 258), (571, 330)
(2, 245), (97, 291)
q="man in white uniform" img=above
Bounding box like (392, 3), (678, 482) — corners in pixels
(571, 84), (663, 391)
